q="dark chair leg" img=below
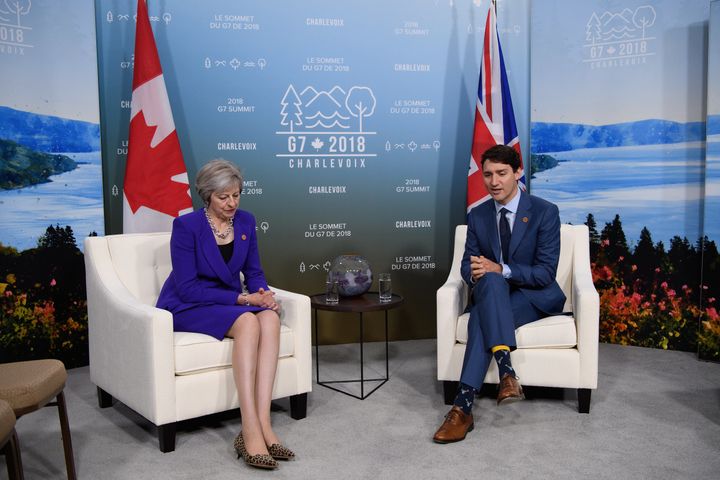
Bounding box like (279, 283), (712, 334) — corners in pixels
(55, 391), (77, 480)
(97, 387), (113, 408)
(578, 388), (591, 414)
(158, 423), (176, 453)
(3, 429), (24, 480)
(523, 385), (533, 400)
(443, 381), (458, 406)
(289, 393), (307, 420)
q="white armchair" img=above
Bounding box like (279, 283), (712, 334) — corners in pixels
(84, 232), (312, 452)
(437, 224), (599, 413)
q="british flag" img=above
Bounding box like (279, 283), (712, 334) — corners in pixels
(467, 6), (525, 212)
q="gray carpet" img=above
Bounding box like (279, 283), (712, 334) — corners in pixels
(3, 340), (720, 479)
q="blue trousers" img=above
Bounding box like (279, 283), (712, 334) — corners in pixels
(459, 273), (542, 389)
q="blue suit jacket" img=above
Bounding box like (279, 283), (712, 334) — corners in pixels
(461, 191), (566, 315)
(156, 208), (269, 315)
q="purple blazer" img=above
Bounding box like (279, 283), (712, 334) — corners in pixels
(156, 208), (269, 336)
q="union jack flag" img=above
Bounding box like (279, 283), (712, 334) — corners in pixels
(467, 6), (525, 212)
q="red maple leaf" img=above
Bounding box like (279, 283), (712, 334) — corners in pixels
(124, 110), (192, 216)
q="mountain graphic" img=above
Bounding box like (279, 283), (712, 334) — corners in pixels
(301, 86), (346, 107)
(600, 8), (635, 39)
(299, 86), (319, 105)
(299, 86), (350, 129)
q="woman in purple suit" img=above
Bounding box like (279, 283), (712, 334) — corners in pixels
(156, 159), (292, 470)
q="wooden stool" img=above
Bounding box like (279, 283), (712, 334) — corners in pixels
(0, 399), (23, 480)
(0, 360), (76, 479)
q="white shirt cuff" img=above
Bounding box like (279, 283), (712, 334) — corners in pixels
(502, 263), (512, 279)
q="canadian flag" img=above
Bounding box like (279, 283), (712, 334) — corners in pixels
(123, 0), (192, 233)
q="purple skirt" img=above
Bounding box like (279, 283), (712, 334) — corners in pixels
(172, 304), (269, 340)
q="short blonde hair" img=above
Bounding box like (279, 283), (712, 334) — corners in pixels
(195, 159), (243, 205)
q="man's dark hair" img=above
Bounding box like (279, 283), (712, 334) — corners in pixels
(481, 145), (521, 172)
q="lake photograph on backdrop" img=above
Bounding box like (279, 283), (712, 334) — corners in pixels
(0, 149), (103, 251)
(0, 108), (103, 367)
(531, 129), (712, 245)
(0, 0), (102, 367)
(530, 0), (718, 358)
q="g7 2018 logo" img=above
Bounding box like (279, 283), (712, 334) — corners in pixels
(276, 84), (377, 169)
(0, 0), (32, 55)
(583, 5), (657, 69)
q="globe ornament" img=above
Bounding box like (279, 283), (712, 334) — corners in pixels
(329, 255), (372, 297)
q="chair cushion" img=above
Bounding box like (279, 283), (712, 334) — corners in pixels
(0, 360), (67, 414)
(174, 325), (295, 375)
(456, 313), (577, 349)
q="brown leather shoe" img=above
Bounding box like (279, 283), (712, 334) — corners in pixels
(432, 406), (474, 444)
(497, 373), (524, 405)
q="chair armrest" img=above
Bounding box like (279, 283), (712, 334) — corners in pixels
(572, 241), (600, 389)
(436, 276), (466, 379)
(270, 286), (312, 394)
(84, 237), (177, 425)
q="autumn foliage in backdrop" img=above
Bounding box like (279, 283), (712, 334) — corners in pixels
(0, 225), (92, 367)
(586, 213), (719, 360)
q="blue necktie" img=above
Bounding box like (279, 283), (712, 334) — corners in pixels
(499, 207), (511, 263)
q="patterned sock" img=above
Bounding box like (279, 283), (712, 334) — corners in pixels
(453, 382), (476, 414)
(493, 347), (517, 379)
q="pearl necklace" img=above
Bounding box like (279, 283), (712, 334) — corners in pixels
(204, 208), (234, 239)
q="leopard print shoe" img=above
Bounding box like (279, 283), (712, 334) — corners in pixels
(234, 432), (278, 470)
(267, 443), (295, 461)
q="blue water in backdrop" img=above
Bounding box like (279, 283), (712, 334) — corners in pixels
(0, 142), (718, 251)
(0, 152), (104, 251)
(532, 140), (719, 246)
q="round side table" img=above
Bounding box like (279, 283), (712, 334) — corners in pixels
(310, 293), (404, 399)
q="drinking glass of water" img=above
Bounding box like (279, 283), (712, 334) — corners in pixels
(378, 273), (392, 303)
(325, 278), (339, 304)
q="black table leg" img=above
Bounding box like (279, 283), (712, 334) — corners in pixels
(314, 308), (320, 383)
(385, 310), (389, 379)
(313, 301), (395, 400)
(359, 312), (364, 399)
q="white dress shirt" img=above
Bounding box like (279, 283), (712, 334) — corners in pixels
(494, 189), (521, 279)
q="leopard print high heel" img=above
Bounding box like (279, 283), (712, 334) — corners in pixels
(267, 443), (295, 461)
(234, 432), (278, 470)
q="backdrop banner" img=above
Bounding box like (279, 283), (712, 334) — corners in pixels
(0, 0), (102, 366)
(94, 0), (531, 342)
(701, 0), (720, 361)
(530, 0), (718, 356)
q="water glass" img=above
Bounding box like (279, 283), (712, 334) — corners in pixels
(378, 273), (392, 303)
(325, 279), (339, 304)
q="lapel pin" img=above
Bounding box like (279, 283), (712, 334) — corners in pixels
(522, 217), (529, 223)
(241, 234), (247, 240)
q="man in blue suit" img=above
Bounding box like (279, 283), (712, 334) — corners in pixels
(433, 145), (566, 443)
